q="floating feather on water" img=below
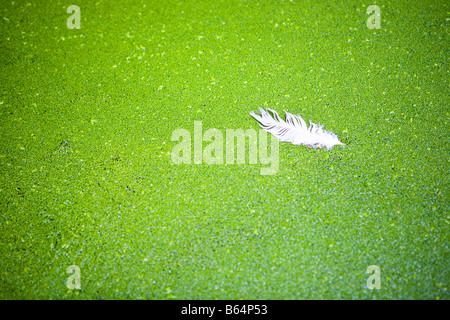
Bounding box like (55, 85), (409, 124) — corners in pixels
(250, 108), (344, 149)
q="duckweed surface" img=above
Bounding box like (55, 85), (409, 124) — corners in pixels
(0, 0), (448, 299)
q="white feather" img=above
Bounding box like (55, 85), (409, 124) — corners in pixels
(250, 108), (344, 149)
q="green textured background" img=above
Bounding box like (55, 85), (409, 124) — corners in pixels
(0, 0), (448, 299)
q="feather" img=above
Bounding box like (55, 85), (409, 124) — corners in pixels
(250, 108), (344, 149)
